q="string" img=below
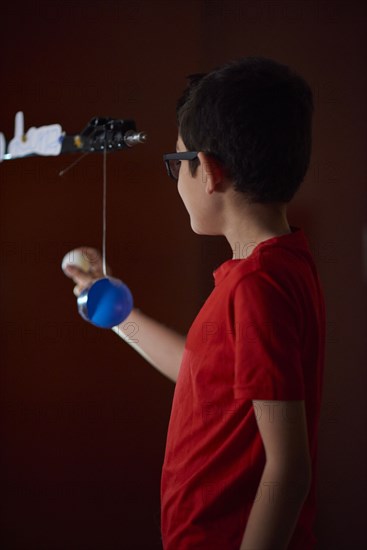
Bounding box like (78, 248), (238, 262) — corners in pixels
(58, 152), (90, 176)
(102, 141), (107, 278)
(58, 135), (108, 278)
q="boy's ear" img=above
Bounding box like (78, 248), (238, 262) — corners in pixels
(198, 152), (225, 192)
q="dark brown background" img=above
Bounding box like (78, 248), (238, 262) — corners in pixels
(0, 1), (366, 548)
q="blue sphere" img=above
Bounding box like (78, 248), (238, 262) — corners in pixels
(77, 277), (133, 329)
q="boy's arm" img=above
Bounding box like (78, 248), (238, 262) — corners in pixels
(64, 262), (185, 384)
(112, 308), (186, 383)
(239, 400), (311, 550)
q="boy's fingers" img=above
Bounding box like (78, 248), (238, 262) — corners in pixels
(74, 247), (112, 275)
(73, 285), (81, 297)
(75, 247), (102, 271)
(65, 263), (112, 279)
(79, 246), (101, 264)
(62, 248), (111, 300)
(64, 265), (93, 287)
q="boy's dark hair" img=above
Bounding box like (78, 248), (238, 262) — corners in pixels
(176, 56), (314, 204)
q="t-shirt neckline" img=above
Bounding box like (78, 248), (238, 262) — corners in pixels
(212, 225), (304, 284)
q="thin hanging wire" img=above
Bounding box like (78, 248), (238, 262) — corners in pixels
(102, 140), (107, 277)
(58, 152), (91, 176)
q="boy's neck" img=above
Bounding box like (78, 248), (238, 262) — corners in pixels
(223, 199), (291, 260)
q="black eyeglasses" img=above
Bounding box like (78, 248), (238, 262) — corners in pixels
(163, 151), (199, 181)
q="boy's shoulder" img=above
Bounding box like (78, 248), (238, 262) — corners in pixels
(214, 226), (314, 289)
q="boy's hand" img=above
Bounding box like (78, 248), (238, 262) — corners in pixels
(62, 247), (112, 297)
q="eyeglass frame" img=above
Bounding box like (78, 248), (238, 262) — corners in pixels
(163, 151), (199, 181)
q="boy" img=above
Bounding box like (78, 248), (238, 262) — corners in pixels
(65, 57), (325, 549)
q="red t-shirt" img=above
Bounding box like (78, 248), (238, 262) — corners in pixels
(160, 226), (326, 549)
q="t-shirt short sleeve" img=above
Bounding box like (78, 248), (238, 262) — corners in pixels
(232, 271), (305, 401)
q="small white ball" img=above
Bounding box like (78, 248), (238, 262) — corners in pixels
(61, 249), (91, 274)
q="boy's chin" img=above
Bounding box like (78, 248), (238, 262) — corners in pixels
(190, 221), (220, 236)
(190, 221), (206, 235)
